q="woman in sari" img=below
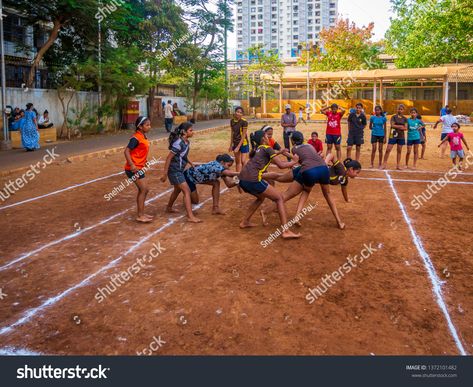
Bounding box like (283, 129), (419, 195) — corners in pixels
(20, 103), (40, 151)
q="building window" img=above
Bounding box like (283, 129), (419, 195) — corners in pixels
(4, 14), (26, 44)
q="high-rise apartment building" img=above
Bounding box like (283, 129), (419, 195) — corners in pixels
(235, 0), (338, 60)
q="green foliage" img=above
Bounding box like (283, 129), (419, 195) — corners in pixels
(241, 44), (285, 99)
(68, 103), (97, 136)
(386, 0), (473, 67)
(299, 19), (386, 71)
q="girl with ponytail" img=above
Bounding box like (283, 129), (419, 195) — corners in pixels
(262, 131), (346, 230)
(161, 122), (202, 223)
(325, 153), (362, 203)
(238, 130), (301, 239)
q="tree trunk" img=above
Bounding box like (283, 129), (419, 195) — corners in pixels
(148, 87), (154, 120)
(27, 19), (63, 88)
(192, 72), (198, 121)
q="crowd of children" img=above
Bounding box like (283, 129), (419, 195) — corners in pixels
(122, 103), (468, 239)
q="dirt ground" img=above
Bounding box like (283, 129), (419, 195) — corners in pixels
(0, 122), (472, 355)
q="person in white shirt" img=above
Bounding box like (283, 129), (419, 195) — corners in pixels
(38, 110), (54, 129)
(434, 108), (458, 158)
(164, 100), (174, 133)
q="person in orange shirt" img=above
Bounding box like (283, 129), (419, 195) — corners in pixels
(124, 116), (152, 223)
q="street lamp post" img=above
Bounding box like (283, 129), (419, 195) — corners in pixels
(299, 42), (317, 121)
(306, 42), (310, 120)
(223, 0), (229, 117)
(0, 0), (11, 150)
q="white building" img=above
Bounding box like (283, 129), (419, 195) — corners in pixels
(235, 0), (338, 60)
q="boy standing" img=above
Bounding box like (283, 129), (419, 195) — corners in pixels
(347, 103), (367, 161)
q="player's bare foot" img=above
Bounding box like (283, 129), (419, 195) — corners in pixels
(369, 165), (374, 169)
(166, 207), (179, 214)
(396, 166), (403, 170)
(240, 220), (258, 229)
(338, 222), (346, 230)
(212, 207), (226, 215)
(144, 214), (154, 220)
(380, 164), (386, 170)
(136, 216), (152, 223)
(282, 230), (301, 239)
(187, 217), (203, 223)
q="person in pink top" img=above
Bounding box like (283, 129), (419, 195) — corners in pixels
(321, 103), (346, 160)
(438, 123), (470, 170)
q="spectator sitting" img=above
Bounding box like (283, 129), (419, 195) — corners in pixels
(38, 110), (54, 128)
(173, 102), (183, 116)
(10, 110), (25, 131)
(8, 107), (20, 126)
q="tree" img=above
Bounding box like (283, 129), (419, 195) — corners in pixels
(241, 44), (284, 100)
(56, 62), (96, 139)
(5, 0), (98, 88)
(137, 0), (190, 122)
(386, 0), (473, 68)
(180, 0), (233, 120)
(300, 19), (386, 71)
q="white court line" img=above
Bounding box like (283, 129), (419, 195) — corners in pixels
(0, 346), (43, 356)
(0, 161), (166, 211)
(384, 171), (467, 356)
(364, 168), (473, 177)
(0, 189), (228, 336)
(0, 189), (173, 272)
(358, 177), (473, 185)
(0, 172), (123, 211)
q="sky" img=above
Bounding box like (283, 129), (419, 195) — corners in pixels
(228, 0), (393, 53)
(337, 0), (393, 41)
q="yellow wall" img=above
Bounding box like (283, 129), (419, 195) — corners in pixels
(242, 99), (473, 117)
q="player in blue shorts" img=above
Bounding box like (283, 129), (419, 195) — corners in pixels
(406, 108), (424, 169)
(262, 131), (347, 230)
(238, 130), (301, 239)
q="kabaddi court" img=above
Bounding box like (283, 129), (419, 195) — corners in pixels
(0, 123), (472, 355)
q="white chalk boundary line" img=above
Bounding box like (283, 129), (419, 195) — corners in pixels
(0, 171), (123, 211)
(0, 189), (173, 272)
(358, 177), (473, 185)
(366, 168), (473, 177)
(0, 346), (43, 356)
(0, 189), (228, 337)
(0, 161), (167, 212)
(384, 171), (467, 356)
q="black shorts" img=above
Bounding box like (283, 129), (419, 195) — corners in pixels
(371, 135), (385, 144)
(125, 170), (145, 180)
(347, 132), (364, 146)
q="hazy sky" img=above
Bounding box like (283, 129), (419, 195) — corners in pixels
(229, 0), (393, 50)
(338, 0), (393, 40)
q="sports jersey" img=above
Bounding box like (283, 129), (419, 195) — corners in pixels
(329, 160), (348, 186)
(239, 145), (276, 182)
(124, 131), (150, 170)
(291, 144), (326, 173)
(231, 118), (249, 147)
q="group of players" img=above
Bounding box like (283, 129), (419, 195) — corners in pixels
(123, 107), (362, 240)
